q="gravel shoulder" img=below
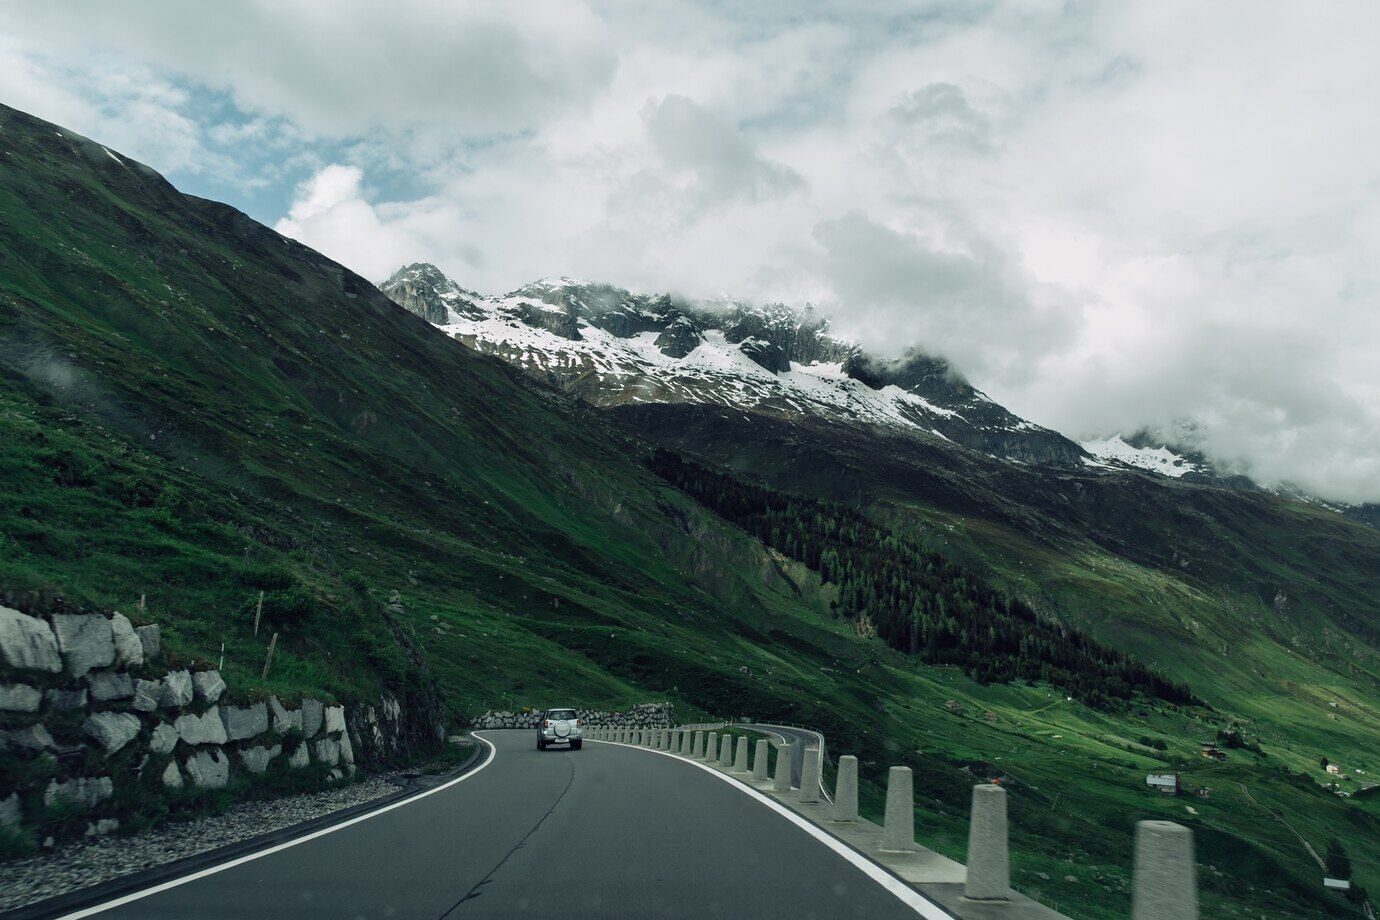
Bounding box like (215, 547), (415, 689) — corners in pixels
(0, 775), (402, 913)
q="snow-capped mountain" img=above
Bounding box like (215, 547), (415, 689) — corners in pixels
(381, 264), (1086, 465)
(374, 265), (1380, 528)
(1080, 433), (1208, 479)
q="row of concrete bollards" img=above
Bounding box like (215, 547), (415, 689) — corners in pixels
(591, 726), (1199, 919)
(875, 763), (1197, 919)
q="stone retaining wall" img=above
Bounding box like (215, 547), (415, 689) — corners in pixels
(473, 702), (673, 730)
(0, 602), (399, 847)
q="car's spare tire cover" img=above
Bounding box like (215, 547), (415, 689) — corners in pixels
(554, 719), (572, 738)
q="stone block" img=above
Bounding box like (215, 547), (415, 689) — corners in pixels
(192, 671), (226, 705)
(150, 722), (179, 754)
(314, 737), (340, 766)
(160, 670), (193, 708)
(324, 705), (346, 735)
(339, 730), (355, 765)
(269, 696), (302, 735)
(44, 775), (113, 808)
(0, 683), (42, 712)
(85, 711), (142, 754)
(0, 793), (20, 828)
(221, 702), (268, 741)
(301, 699), (324, 737)
(89, 671), (134, 702)
(6, 723), (55, 752)
(52, 614), (115, 678)
(288, 742), (309, 768)
(184, 748), (230, 789)
(135, 624), (161, 660)
(175, 708), (228, 746)
(131, 679), (161, 712)
(161, 759), (184, 788)
(239, 744), (282, 775)
(110, 613), (143, 667)
(0, 605), (62, 673)
(45, 687), (88, 711)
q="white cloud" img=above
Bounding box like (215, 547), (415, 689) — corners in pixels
(273, 165), (469, 283)
(6, 1), (1380, 501)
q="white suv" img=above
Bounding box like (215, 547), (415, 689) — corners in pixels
(536, 708), (583, 750)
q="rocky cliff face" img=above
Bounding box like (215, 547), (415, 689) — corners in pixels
(378, 267), (1087, 466)
(381, 263), (484, 325)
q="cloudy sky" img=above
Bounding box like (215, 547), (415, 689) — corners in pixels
(3, 1), (1378, 502)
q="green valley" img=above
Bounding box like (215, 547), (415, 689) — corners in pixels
(1, 102), (1376, 920)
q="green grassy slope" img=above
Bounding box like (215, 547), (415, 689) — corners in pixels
(1, 103), (1375, 918)
(612, 405), (1380, 916)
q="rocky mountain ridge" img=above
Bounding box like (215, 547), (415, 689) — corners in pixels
(381, 264), (1084, 465)
(381, 264), (1380, 527)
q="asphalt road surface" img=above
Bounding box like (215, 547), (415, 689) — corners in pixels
(68, 731), (924, 919)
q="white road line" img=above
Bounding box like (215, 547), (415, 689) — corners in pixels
(53, 734), (500, 919)
(591, 738), (956, 920)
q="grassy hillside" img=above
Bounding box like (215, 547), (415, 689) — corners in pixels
(1, 103), (1375, 918)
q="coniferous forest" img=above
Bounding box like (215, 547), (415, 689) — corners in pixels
(651, 450), (1199, 709)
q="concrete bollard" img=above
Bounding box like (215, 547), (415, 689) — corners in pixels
(881, 766), (916, 852)
(833, 755), (859, 822)
(706, 732), (719, 762)
(774, 742), (794, 792)
(693, 731), (704, 758)
(733, 736), (749, 773)
(720, 735), (733, 767)
(798, 747), (821, 804)
(752, 739), (770, 781)
(1132, 820), (1198, 920)
(679, 730), (689, 754)
(964, 784), (1010, 901)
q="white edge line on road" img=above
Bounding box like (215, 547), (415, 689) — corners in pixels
(55, 734), (500, 919)
(591, 738), (955, 920)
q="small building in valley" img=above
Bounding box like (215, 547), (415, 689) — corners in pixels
(1146, 773), (1181, 795)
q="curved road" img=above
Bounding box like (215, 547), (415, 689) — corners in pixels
(740, 723), (829, 798)
(59, 731), (925, 919)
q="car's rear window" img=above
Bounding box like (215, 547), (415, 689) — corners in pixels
(547, 709), (577, 720)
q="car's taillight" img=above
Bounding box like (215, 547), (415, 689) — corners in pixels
(543, 719), (552, 727)
(573, 719), (580, 726)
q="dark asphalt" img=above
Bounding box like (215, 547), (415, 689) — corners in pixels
(79, 731), (921, 919)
